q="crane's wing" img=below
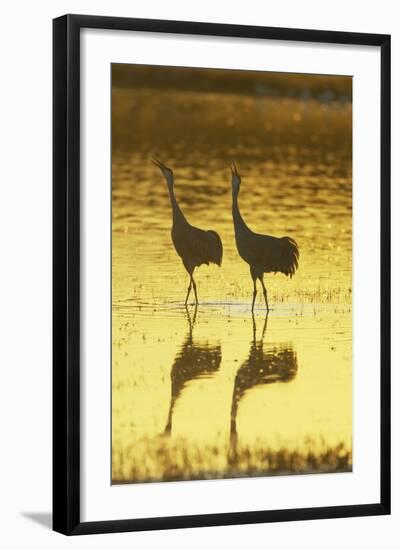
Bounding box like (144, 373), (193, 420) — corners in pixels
(176, 225), (223, 267)
(251, 234), (299, 277)
(204, 229), (223, 266)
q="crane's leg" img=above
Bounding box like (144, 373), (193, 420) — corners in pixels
(251, 279), (257, 313)
(260, 276), (269, 313)
(184, 278), (192, 306)
(250, 267), (257, 313)
(191, 274), (199, 305)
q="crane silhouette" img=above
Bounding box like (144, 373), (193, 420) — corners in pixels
(164, 306), (221, 435)
(153, 159), (223, 306)
(231, 162), (299, 313)
(229, 315), (298, 464)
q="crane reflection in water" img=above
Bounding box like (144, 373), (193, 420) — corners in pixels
(164, 306), (222, 435)
(229, 315), (298, 464)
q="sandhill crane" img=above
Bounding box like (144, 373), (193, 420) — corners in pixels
(164, 307), (221, 435)
(230, 162), (299, 313)
(153, 159), (223, 305)
(229, 316), (298, 464)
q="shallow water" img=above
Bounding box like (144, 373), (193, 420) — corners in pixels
(111, 84), (352, 483)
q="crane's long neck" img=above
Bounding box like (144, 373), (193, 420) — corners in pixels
(167, 182), (187, 225)
(232, 192), (250, 236)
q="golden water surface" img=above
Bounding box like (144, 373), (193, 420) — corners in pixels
(112, 73), (352, 483)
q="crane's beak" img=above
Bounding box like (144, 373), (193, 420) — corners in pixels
(152, 158), (167, 171)
(231, 161), (239, 178)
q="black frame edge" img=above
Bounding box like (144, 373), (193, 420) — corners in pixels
(380, 34), (391, 515)
(61, 13), (389, 46)
(69, 503), (387, 535)
(53, 14), (81, 535)
(53, 14), (391, 535)
(53, 14), (68, 535)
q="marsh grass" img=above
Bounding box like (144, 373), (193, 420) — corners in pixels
(112, 436), (352, 483)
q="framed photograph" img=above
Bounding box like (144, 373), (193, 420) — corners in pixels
(53, 14), (390, 535)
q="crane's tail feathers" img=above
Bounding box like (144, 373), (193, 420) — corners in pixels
(281, 236), (299, 277)
(207, 230), (223, 266)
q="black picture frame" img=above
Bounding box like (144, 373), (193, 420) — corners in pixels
(53, 14), (391, 535)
